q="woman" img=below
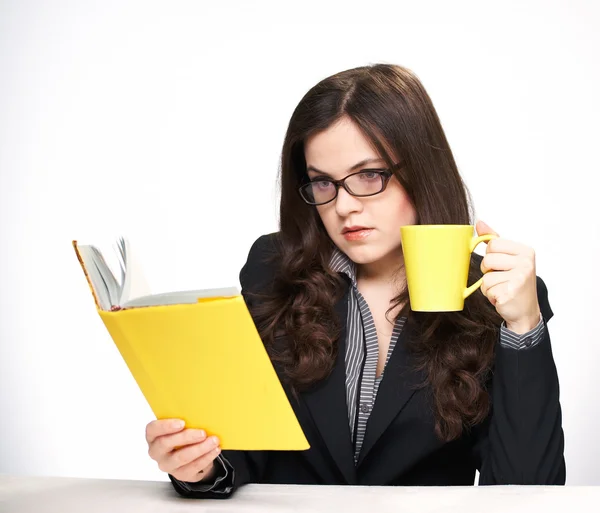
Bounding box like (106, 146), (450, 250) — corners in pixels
(146, 63), (565, 497)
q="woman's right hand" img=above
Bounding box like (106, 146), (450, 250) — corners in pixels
(146, 418), (222, 483)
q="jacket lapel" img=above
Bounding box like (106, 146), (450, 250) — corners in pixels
(301, 286), (357, 484)
(356, 323), (426, 467)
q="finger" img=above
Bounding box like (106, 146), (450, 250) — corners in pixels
(146, 419), (185, 445)
(171, 447), (222, 483)
(481, 253), (517, 273)
(476, 220), (499, 238)
(485, 238), (530, 256)
(159, 436), (221, 475)
(480, 270), (512, 297)
(484, 281), (510, 306)
(148, 428), (208, 461)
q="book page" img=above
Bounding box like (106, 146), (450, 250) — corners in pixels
(118, 237), (152, 305)
(76, 245), (121, 310)
(122, 287), (240, 308)
(77, 237), (239, 309)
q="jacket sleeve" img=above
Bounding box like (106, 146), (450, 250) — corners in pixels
(169, 454), (233, 496)
(169, 451), (269, 499)
(472, 276), (566, 485)
(169, 233), (279, 498)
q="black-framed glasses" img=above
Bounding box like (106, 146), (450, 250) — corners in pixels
(298, 169), (394, 206)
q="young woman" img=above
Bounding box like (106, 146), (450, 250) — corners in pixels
(146, 64), (565, 497)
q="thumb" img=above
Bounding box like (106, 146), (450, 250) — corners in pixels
(476, 220), (499, 237)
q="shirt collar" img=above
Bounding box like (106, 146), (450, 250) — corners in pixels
(329, 246), (358, 285)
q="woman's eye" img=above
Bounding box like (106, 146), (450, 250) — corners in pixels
(314, 181), (333, 189)
(359, 171), (378, 180)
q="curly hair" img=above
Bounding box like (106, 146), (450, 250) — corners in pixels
(249, 64), (503, 442)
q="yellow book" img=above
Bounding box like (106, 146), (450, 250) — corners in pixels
(73, 238), (309, 451)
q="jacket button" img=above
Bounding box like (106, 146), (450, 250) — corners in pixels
(360, 403), (370, 414)
(524, 337), (533, 347)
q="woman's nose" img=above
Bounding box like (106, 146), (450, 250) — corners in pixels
(335, 187), (363, 216)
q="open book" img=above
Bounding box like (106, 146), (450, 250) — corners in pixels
(74, 237), (239, 310)
(72, 237), (309, 451)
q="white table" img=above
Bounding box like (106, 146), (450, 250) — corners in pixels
(1, 475), (599, 512)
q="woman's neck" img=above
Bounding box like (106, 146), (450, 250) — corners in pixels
(355, 249), (405, 287)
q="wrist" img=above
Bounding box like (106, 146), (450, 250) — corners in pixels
(506, 311), (541, 335)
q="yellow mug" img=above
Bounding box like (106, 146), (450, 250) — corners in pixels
(400, 224), (497, 312)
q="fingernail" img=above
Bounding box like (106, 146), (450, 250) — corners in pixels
(215, 447), (221, 454)
(211, 436), (219, 446)
(198, 430), (206, 438)
(172, 420), (185, 429)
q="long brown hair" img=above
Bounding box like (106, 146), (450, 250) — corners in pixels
(249, 64), (502, 442)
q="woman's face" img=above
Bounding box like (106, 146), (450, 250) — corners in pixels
(304, 116), (417, 267)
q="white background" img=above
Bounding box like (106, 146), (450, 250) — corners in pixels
(1, 0), (598, 485)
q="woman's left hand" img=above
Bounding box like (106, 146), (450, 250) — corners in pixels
(476, 220), (542, 334)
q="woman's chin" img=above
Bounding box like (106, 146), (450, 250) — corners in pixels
(341, 246), (385, 265)
(334, 237), (403, 267)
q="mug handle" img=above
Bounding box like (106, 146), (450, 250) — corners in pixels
(463, 234), (498, 299)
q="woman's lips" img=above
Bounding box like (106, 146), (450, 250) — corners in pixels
(342, 228), (373, 241)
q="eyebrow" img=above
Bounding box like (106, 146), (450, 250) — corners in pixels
(306, 157), (385, 177)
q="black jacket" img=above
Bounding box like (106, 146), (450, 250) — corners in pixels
(171, 233), (565, 498)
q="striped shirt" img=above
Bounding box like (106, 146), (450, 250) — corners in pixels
(178, 246), (547, 490)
